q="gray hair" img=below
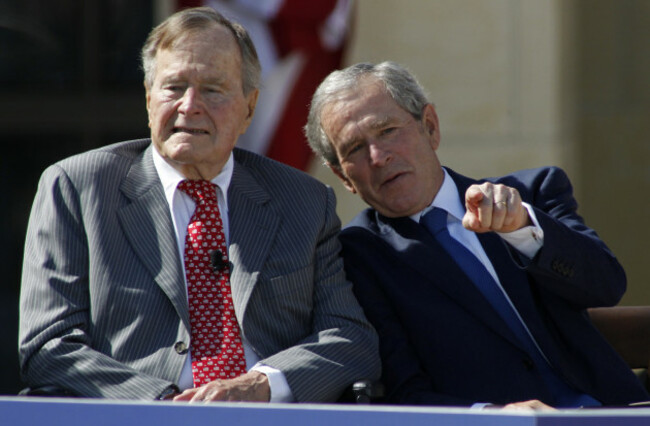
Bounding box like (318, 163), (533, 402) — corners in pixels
(305, 61), (430, 167)
(141, 6), (261, 95)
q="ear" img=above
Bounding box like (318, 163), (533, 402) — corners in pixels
(144, 83), (152, 128)
(241, 89), (259, 133)
(421, 103), (441, 151)
(327, 163), (357, 194)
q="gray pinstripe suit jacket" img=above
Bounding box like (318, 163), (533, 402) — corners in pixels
(19, 139), (380, 401)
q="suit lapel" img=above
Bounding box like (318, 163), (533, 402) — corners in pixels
(227, 161), (280, 322)
(117, 145), (190, 330)
(451, 169), (553, 353)
(381, 215), (522, 348)
(478, 232), (535, 319)
(375, 168), (540, 349)
(478, 230), (565, 362)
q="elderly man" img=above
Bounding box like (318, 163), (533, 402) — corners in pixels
(305, 61), (649, 409)
(19, 7), (379, 403)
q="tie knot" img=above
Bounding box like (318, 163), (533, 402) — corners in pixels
(421, 207), (448, 235)
(178, 179), (218, 204)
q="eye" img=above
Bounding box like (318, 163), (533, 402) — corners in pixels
(349, 144), (362, 154)
(341, 142), (364, 160)
(380, 127), (396, 136)
(162, 83), (184, 94)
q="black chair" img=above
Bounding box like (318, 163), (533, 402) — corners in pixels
(588, 305), (650, 391)
(338, 379), (385, 404)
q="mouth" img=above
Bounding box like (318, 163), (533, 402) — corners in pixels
(381, 171), (406, 187)
(172, 126), (209, 135)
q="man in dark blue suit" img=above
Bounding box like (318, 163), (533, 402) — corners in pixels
(304, 61), (650, 409)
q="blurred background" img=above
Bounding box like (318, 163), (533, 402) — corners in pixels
(1, 0), (648, 395)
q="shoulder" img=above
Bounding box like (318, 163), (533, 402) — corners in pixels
(341, 209), (382, 244)
(475, 166), (573, 203)
(484, 166), (570, 188)
(52, 139), (149, 174)
(232, 147), (330, 198)
(484, 167), (578, 216)
(343, 208), (378, 231)
(40, 139), (151, 191)
(58, 139), (149, 164)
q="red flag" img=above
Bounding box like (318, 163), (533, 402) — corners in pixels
(176, 0), (354, 171)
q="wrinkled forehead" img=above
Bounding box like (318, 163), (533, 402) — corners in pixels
(156, 18), (212, 45)
(172, 24), (238, 52)
(156, 25), (243, 72)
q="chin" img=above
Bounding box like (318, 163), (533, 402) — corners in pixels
(381, 199), (423, 218)
(166, 134), (207, 152)
(159, 144), (199, 165)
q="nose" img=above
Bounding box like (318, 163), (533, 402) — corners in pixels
(368, 142), (391, 167)
(178, 88), (201, 115)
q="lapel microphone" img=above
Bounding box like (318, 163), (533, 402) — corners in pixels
(210, 250), (227, 273)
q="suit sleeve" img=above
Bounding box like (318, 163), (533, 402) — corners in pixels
(501, 166), (626, 308)
(19, 165), (175, 399)
(256, 187), (381, 402)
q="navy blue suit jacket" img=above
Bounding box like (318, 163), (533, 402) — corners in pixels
(340, 166), (649, 406)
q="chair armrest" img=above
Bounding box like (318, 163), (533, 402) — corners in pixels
(18, 385), (76, 397)
(21, 381), (388, 403)
(338, 379), (385, 404)
(588, 306), (650, 370)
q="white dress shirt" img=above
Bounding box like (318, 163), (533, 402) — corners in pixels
(152, 148), (293, 402)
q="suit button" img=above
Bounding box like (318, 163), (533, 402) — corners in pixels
(552, 259), (575, 278)
(174, 341), (188, 354)
(522, 358), (535, 371)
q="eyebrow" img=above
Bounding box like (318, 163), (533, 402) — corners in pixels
(338, 116), (400, 150)
(159, 71), (227, 86)
(338, 135), (362, 155)
(368, 116), (393, 130)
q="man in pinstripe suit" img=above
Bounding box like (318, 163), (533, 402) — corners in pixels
(18, 7), (379, 403)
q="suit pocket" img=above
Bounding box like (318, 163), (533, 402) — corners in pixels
(262, 265), (314, 301)
(247, 265), (315, 349)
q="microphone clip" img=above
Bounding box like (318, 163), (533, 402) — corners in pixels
(210, 250), (227, 273)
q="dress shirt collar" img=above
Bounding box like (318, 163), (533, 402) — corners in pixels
(411, 167), (465, 223)
(374, 167), (463, 233)
(151, 145), (234, 209)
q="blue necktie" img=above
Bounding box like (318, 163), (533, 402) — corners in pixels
(421, 207), (600, 407)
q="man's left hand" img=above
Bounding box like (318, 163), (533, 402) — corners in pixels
(462, 182), (531, 233)
(173, 370), (270, 403)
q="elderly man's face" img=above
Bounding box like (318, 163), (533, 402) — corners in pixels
(322, 77), (443, 218)
(146, 24), (258, 179)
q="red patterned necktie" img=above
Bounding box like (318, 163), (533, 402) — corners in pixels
(178, 179), (246, 387)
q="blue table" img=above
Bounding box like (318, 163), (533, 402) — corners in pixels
(2, 397), (650, 426)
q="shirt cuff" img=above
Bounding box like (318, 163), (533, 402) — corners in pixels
(251, 363), (294, 402)
(156, 384), (180, 400)
(471, 402), (494, 410)
(497, 202), (544, 259)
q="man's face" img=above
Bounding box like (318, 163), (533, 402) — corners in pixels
(322, 77), (443, 218)
(146, 25), (258, 179)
